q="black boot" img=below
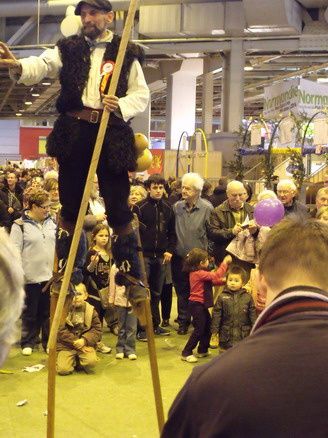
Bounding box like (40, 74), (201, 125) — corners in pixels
(111, 224), (141, 282)
(56, 216), (87, 285)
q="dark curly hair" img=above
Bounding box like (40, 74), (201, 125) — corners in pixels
(183, 248), (209, 272)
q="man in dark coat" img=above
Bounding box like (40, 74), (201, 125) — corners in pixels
(206, 180), (257, 277)
(162, 217), (328, 438)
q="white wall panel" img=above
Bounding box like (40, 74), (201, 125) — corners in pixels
(0, 120), (20, 157)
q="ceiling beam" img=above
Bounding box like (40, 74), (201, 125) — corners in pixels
(7, 16), (38, 46)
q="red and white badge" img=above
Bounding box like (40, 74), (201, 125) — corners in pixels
(99, 60), (116, 94)
(100, 60), (115, 76)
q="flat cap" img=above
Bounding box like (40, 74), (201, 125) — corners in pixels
(75, 0), (113, 15)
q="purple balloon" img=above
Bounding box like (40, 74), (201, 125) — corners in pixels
(254, 198), (285, 227)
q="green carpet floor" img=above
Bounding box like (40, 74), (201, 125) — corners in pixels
(0, 317), (216, 438)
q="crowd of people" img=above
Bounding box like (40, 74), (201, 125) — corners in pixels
(1, 160), (327, 376)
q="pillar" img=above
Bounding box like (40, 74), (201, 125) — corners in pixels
(165, 59), (203, 149)
(221, 40), (245, 132)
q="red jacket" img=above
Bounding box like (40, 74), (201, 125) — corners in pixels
(189, 262), (228, 307)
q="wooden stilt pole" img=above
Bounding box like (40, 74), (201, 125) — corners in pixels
(46, 2), (140, 437)
(144, 299), (165, 433)
(134, 217), (165, 433)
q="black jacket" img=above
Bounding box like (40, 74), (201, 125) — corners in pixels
(133, 196), (176, 258)
(162, 287), (328, 438)
(206, 200), (254, 263)
(211, 287), (256, 349)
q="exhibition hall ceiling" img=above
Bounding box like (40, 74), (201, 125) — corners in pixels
(1, 0), (328, 121)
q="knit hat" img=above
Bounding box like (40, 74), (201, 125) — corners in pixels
(75, 0), (113, 15)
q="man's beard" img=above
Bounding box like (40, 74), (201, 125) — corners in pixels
(82, 24), (104, 40)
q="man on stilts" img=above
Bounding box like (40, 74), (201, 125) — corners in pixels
(0, 0), (150, 286)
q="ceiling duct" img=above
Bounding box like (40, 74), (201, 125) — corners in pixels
(139, 2), (225, 38)
(243, 0), (302, 34)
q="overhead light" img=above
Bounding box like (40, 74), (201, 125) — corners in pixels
(244, 65), (254, 71)
(16, 113), (22, 117)
(25, 101), (33, 105)
(42, 82), (51, 86)
(32, 93), (40, 97)
(211, 29), (225, 36)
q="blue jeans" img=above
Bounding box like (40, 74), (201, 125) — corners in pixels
(144, 256), (166, 329)
(116, 306), (137, 355)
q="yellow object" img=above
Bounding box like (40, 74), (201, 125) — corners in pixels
(271, 147), (301, 154)
(134, 133), (149, 153)
(136, 148), (153, 172)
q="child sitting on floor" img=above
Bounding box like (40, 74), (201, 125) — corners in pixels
(181, 248), (232, 363)
(211, 266), (257, 351)
(56, 283), (102, 375)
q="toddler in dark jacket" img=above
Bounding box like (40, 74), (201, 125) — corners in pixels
(211, 265), (257, 350)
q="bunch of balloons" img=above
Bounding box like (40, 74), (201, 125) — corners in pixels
(134, 133), (153, 172)
(254, 198), (285, 227)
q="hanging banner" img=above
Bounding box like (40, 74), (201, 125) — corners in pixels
(263, 78), (328, 119)
(148, 149), (164, 175)
(250, 124), (262, 146)
(279, 117), (294, 145)
(263, 78), (299, 119)
(313, 117), (328, 146)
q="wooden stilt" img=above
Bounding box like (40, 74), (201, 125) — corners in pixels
(46, 2), (140, 437)
(133, 216), (165, 433)
(144, 299), (165, 433)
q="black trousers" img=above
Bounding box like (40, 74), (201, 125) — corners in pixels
(57, 119), (133, 228)
(144, 256), (166, 329)
(161, 283), (173, 321)
(171, 255), (191, 328)
(182, 301), (211, 357)
(21, 282), (49, 350)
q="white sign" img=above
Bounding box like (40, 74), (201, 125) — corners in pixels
(263, 78), (299, 119)
(263, 78), (328, 119)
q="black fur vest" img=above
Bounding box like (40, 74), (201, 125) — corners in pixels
(55, 34), (145, 113)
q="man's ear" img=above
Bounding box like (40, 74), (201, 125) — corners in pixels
(106, 11), (115, 24)
(255, 270), (268, 304)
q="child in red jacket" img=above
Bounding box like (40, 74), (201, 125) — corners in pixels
(181, 249), (231, 363)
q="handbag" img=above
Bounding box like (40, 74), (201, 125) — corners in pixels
(98, 285), (110, 309)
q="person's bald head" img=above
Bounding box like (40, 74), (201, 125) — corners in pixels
(226, 180), (247, 210)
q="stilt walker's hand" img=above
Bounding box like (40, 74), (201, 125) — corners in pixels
(102, 93), (119, 112)
(0, 42), (21, 72)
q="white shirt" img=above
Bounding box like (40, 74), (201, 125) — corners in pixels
(17, 30), (150, 122)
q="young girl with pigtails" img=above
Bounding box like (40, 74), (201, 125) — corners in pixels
(85, 224), (112, 354)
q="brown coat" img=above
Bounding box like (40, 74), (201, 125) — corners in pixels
(57, 302), (102, 351)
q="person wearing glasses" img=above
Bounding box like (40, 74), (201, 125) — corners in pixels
(276, 179), (308, 218)
(10, 188), (56, 356)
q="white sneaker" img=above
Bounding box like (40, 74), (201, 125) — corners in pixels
(197, 351), (210, 358)
(116, 352), (124, 359)
(97, 342), (112, 354)
(181, 354), (198, 363)
(22, 347), (32, 356)
(128, 354), (137, 360)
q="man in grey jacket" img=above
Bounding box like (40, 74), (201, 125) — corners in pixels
(172, 172), (213, 335)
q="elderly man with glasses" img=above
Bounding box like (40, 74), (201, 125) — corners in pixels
(276, 179), (308, 218)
